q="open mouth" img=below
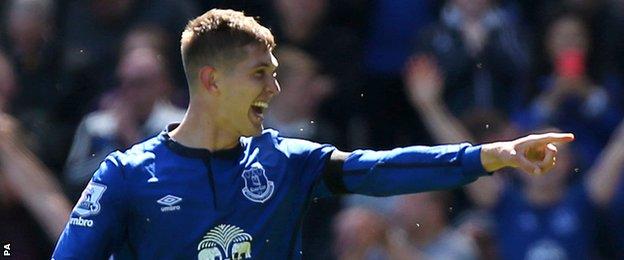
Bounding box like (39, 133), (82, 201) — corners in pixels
(250, 101), (268, 119)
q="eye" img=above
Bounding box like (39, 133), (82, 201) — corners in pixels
(253, 70), (265, 79)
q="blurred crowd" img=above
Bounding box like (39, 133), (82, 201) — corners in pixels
(1, 0), (624, 259)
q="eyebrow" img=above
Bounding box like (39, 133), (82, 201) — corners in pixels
(252, 62), (278, 72)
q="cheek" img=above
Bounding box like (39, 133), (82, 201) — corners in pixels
(228, 95), (252, 119)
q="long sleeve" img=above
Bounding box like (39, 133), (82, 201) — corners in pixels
(331, 143), (488, 196)
(52, 154), (128, 259)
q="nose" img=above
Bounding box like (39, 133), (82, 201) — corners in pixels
(267, 78), (281, 96)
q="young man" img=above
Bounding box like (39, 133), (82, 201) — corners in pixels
(52, 9), (573, 259)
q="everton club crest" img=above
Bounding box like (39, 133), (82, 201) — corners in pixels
(241, 162), (274, 203)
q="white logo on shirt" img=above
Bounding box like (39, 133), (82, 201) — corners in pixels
(69, 217), (94, 227)
(241, 162), (274, 203)
(197, 224), (252, 260)
(73, 182), (107, 217)
(157, 195), (182, 212)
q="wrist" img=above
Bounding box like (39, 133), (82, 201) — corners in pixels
(480, 142), (507, 172)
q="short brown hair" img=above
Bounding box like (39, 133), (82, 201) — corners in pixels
(180, 9), (275, 84)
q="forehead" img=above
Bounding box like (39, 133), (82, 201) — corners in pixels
(237, 44), (278, 69)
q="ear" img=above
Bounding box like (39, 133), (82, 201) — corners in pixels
(199, 66), (219, 94)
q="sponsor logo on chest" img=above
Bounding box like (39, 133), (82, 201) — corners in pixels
(197, 224), (252, 260)
(157, 195), (182, 212)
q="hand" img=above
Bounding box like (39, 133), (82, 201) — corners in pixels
(404, 55), (444, 106)
(480, 133), (575, 175)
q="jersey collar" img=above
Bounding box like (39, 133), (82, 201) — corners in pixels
(160, 123), (243, 160)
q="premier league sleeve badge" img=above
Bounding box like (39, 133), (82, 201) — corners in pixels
(73, 182), (107, 217)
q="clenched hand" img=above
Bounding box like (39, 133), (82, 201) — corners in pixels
(480, 133), (575, 175)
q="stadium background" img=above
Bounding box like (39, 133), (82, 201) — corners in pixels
(1, 0), (624, 259)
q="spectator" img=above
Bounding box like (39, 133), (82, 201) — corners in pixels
(2, 0), (68, 172)
(514, 0), (608, 79)
(597, 6), (624, 243)
(0, 50), (16, 113)
(270, 0), (361, 75)
(1, 1), (623, 258)
(63, 40), (184, 199)
(358, 0), (437, 148)
(270, 0), (362, 149)
(2, 0), (60, 111)
(333, 207), (389, 260)
(58, 0), (196, 127)
(417, 0), (530, 116)
(405, 55), (624, 259)
(363, 0), (436, 76)
(266, 46), (335, 142)
(516, 14), (623, 170)
(594, 0), (624, 113)
(334, 192), (486, 260)
(0, 51), (71, 259)
(601, 123), (624, 258)
(389, 192), (482, 259)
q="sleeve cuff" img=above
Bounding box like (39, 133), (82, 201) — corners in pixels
(462, 145), (490, 179)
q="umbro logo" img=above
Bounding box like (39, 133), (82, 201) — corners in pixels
(157, 195), (182, 212)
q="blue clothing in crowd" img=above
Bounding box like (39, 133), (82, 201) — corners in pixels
(514, 76), (623, 170)
(493, 183), (596, 260)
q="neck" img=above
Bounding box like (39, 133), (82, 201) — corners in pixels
(169, 102), (240, 151)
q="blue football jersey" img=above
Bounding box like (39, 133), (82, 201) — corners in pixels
(53, 124), (488, 259)
(53, 125), (335, 259)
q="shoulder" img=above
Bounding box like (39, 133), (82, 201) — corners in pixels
(246, 128), (334, 157)
(97, 135), (165, 181)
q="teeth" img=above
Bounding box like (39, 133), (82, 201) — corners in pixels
(251, 101), (268, 109)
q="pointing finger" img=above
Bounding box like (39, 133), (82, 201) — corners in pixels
(531, 133), (575, 144)
(516, 133), (574, 152)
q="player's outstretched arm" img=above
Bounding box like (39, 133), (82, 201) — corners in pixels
(323, 133), (574, 197)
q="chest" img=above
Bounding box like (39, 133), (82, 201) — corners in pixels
(123, 158), (308, 256)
